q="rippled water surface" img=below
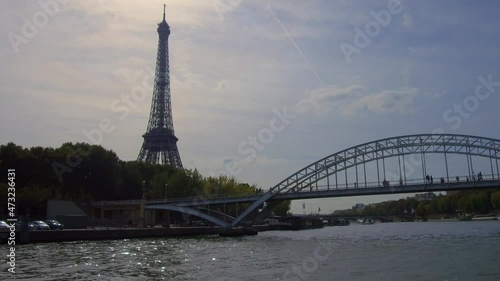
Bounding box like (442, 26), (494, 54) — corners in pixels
(2, 221), (500, 280)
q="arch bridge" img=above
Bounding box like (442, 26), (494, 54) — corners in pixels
(146, 134), (500, 228)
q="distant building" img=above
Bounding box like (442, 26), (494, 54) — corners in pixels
(352, 203), (365, 210)
(415, 192), (436, 201)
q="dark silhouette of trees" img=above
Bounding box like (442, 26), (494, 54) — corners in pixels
(335, 190), (500, 218)
(0, 142), (290, 216)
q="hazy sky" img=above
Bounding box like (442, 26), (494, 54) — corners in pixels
(1, 0), (500, 213)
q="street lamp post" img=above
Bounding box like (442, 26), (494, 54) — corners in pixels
(140, 180), (146, 228)
(164, 183), (168, 200)
(142, 180), (146, 200)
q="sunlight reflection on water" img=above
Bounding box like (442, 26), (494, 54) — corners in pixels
(2, 221), (499, 281)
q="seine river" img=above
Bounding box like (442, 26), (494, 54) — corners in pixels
(3, 221), (500, 280)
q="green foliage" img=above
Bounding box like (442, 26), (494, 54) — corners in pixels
(0, 142), (293, 216)
(147, 171), (170, 199)
(491, 191), (500, 209)
(116, 161), (144, 200)
(271, 201), (291, 217)
(336, 189), (500, 218)
(16, 185), (53, 203)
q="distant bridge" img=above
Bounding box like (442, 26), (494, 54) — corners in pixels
(93, 134), (500, 228)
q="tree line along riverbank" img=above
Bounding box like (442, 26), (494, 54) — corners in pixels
(0, 142), (290, 219)
(334, 189), (500, 219)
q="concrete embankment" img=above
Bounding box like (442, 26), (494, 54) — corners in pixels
(471, 216), (498, 221)
(1, 227), (258, 244)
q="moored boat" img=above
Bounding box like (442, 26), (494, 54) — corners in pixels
(459, 215), (472, 221)
(360, 218), (375, 225)
(334, 219), (350, 226)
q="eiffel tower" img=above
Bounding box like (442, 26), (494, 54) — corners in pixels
(138, 5), (183, 169)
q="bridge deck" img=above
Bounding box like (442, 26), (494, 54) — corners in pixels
(272, 180), (500, 201)
(92, 180), (500, 209)
(143, 180), (500, 208)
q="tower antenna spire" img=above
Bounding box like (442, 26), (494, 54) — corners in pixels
(163, 4), (166, 21)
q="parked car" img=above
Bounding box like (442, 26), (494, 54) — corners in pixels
(29, 221), (50, 230)
(44, 220), (64, 230)
(0, 221), (11, 232)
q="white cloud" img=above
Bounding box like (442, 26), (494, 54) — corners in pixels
(295, 85), (420, 116)
(423, 89), (447, 99)
(212, 80), (228, 93)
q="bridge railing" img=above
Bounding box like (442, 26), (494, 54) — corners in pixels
(91, 174), (498, 207)
(91, 193), (262, 207)
(288, 174), (498, 193)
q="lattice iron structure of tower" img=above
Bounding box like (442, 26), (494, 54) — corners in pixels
(138, 5), (183, 169)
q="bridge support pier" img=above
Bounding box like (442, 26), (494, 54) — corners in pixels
(139, 201), (145, 228)
(163, 210), (170, 228)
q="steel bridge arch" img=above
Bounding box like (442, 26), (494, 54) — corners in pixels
(145, 205), (231, 228)
(271, 134), (500, 194)
(230, 134), (500, 227)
